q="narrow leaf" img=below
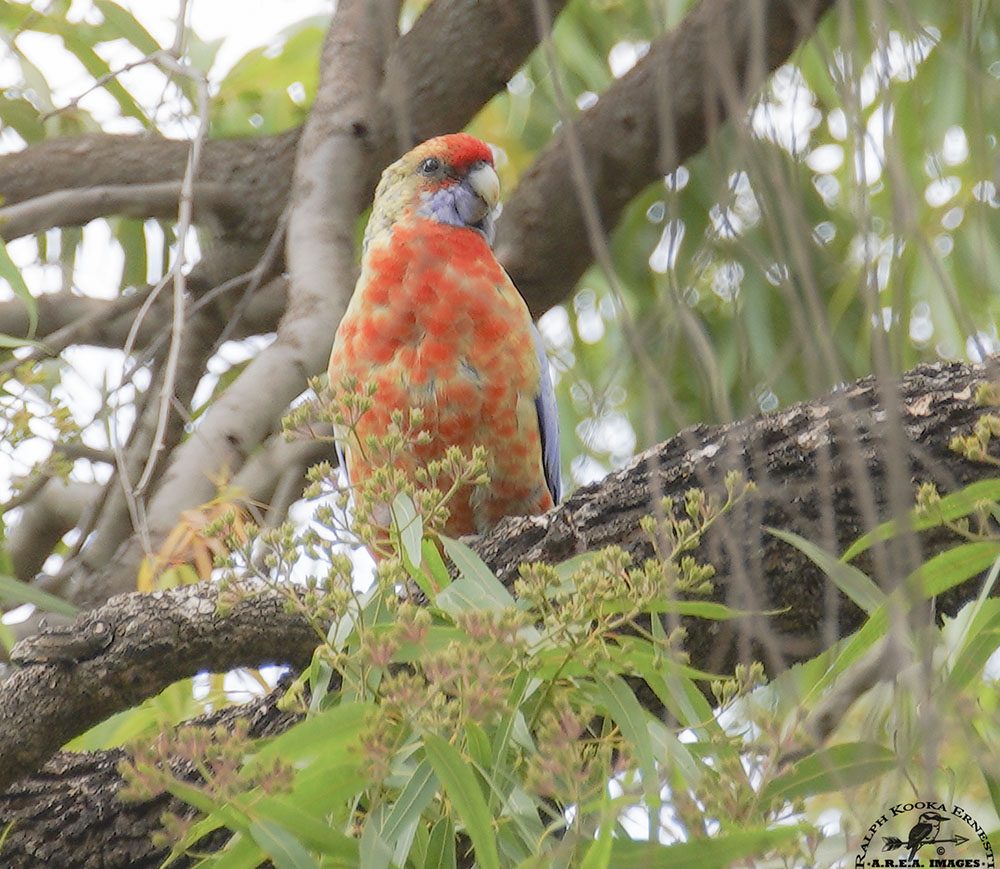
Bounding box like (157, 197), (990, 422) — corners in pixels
(0, 573), (78, 617)
(391, 492), (423, 569)
(760, 742), (896, 804)
(592, 676), (658, 798)
(437, 537), (514, 613)
(911, 541), (1000, 598)
(608, 826), (804, 868)
(0, 239), (36, 337)
(768, 527), (885, 614)
(379, 759), (438, 860)
(422, 733), (500, 869)
(425, 816), (457, 869)
(842, 479), (1000, 562)
(248, 818), (316, 869)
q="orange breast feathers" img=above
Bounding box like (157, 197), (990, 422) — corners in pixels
(328, 218), (555, 537)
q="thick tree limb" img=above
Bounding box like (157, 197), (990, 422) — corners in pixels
(0, 133), (296, 244)
(497, 0), (837, 315)
(0, 578), (318, 791)
(0, 683), (301, 868)
(0, 275), (288, 352)
(2, 358), (998, 797)
(6, 479), (98, 584)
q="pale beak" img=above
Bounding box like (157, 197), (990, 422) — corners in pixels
(466, 162), (500, 211)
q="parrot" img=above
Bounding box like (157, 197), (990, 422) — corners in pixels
(327, 133), (560, 538)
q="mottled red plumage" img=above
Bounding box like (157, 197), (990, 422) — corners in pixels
(328, 134), (559, 537)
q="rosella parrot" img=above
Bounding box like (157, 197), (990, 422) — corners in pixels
(328, 133), (560, 537)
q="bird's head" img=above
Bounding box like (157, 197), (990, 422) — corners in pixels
(919, 812), (948, 822)
(364, 133), (500, 250)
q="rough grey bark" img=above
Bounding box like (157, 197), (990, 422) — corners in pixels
(0, 682), (302, 868)
(2, 358), (998, 863)
(0, 578), (319, 790)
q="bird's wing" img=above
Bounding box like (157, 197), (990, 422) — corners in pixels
(532, 324), (561, 503)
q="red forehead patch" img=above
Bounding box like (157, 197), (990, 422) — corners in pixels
(419, 133), (493, 172)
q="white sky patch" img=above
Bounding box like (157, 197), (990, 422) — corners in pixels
(538, 304), (573, 352)
(649, 219), (684, 273)
(607, 40), (649, 79)
(942, 125), (969, 165)
(0, 1), (334, 501)
(807, 142), (844, 174)
(570, 453), (606, 486)
(190, 334), (277, 415)
(751, 64), (821, 154)
(573, 289), (605, 344)
(925, 175), (961, 208)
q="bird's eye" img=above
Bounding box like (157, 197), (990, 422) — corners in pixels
(419, 157), (441, 175)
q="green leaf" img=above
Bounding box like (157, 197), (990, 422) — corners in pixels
(581, 815), (615, 869)
(910, 541), (1000, 598)
(0, 95), (45, 142)
(359, 804), (394, 869)
(422, 732), (500, 869)
(607, 826), (805, 868)
(93, 1), (161, 54)
(760, 742), (897, 804)
(425, 816), (457, 869)
(437, 536), (515, 613)
(803, 607), (890, 703)
(58, 28), (149, 124)
(244, 700), (372, 774)
(768, 527), (885, 614)
(248, 818), (317, 869)
(946, 601), (1000, 692)
(165, 813), (227, 865)
(0, 573), (78, 617)
(377, 759), (438, 866)
(592, 675), (658, 801)
(391, 492), (423, 568)
(639, 599), (779, 620)
(0, 238), (37, 338)
(842, 479), (1000, 562)
(253, 798), (357, 858)
(421, 537), (452, 589)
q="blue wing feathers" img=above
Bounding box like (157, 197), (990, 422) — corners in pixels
(532, 325), (562, 503)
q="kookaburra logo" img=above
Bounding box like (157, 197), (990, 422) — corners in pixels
(854, 801), (994, 868)
(882, 812), (966, 860)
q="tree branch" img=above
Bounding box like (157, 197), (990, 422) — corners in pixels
(0, 683), (301, 867)
(6, 479), (98, 583)
(0, 578), (317, 792)
(0, 181), (241, 241)
(0, 133), (296, 244)
(2, 358), (996, 794)
(496, 0), (837, 315)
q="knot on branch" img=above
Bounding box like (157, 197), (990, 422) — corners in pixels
(10, 617), (114, 666)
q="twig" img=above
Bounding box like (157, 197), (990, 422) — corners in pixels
(134, 59), (211, 497)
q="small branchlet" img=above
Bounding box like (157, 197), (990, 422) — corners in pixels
(950, 412), (1000, 467)
(118, 719), (294, 847)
